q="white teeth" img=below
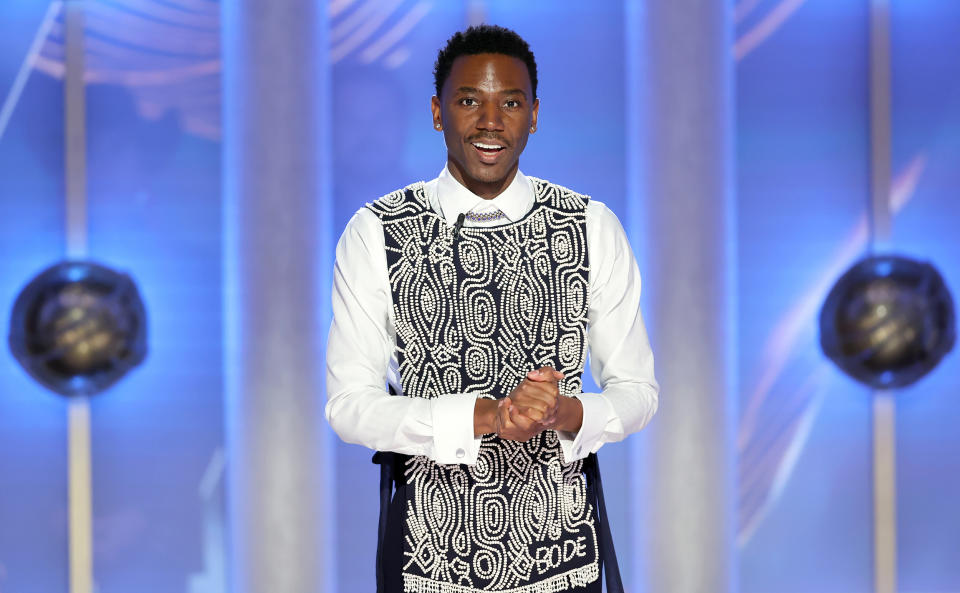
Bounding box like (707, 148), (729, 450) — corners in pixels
(473, 142), (503, 150)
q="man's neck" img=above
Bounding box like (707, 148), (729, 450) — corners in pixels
(446, 158), (518, 200)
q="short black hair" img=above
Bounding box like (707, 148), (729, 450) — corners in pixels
(433, 24), (538, 99)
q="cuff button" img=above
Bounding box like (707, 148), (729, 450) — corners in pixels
(456, 448), (465, 459)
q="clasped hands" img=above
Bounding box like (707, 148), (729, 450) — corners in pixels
(474, 366), (583, 442)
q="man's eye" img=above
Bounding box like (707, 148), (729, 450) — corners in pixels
(460, 98), (478, 106)
(505, 100), (521, 108)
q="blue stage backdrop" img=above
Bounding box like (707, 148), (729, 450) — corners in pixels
(0, 5), (68, 593)
(1, 1), (959, 592)
(736, 1), (960, 592)
(0, 2), (224, 593)
(736, 1), (874, 591)
(890, 2), (960, 590)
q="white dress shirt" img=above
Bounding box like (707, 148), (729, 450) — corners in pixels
(326, 166), (659, 466)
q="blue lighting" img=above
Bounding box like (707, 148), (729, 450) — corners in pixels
(64, 262), (87, 282)
(874, 260), (894, 277)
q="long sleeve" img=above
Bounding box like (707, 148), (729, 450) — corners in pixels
(326, 194), (658, 466)
(556, 200), (660, 462)
(325, 208), (484, 464)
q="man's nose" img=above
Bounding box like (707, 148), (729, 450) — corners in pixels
(477, 102), (504, 131)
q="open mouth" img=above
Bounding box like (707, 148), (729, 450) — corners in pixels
(471, 141), (506, 161)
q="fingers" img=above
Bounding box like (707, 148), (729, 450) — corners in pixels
(526, 366), (565, 382)
(538, 404), (559, 426)
(496, 398), (542, 442)
(510, 378), (556, 404)
(516, 404), (546, 422)
(508, 403), (537, 431)
(512, 379), (560, 417)
(504, 393), (551, 424)
(516, 377), (560, 399)
(503, 367), (566, 436)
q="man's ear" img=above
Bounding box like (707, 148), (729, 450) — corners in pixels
(431, 95), (442, 130)
(530, 97), (540, 133)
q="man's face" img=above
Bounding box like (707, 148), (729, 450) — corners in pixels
(431, 53), (539, 196)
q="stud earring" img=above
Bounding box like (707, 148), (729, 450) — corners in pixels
(435, 123), (441, 130)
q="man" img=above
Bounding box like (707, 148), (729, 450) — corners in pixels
(326, 24), (658, 593)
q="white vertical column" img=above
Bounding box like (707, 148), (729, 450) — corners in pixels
(64, 0), (86, 259)
(64, 3), (93, 593)
(626, 1), (737, 592)
(221, 1), (334, 592)
(873, 390), (896, 593)
(868, 1), (896, 592)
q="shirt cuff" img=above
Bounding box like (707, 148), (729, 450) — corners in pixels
(430, 394), (484, 465)
(557, 394), (612, 463)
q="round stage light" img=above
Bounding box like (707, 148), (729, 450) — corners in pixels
(8, 261), (148, 397)
(820, 255), (956, 389)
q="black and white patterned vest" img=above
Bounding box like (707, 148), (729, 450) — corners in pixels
(368, 178), (599, 593)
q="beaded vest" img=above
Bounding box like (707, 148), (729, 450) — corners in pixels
(367, 178), (598, 593)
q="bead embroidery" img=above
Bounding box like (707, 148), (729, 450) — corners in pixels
(368, 178), (596, 593)
(463, 209), (508, 223)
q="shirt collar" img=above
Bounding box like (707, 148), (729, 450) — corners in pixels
(435, 164), (534, 225)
